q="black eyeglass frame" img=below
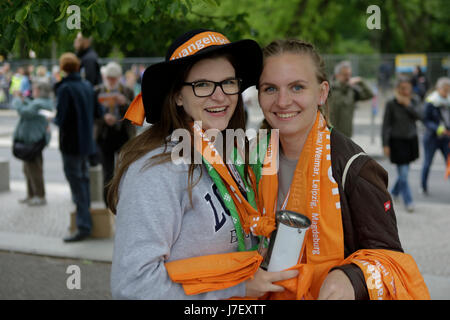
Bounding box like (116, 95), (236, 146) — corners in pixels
(182, 78), (243, 97)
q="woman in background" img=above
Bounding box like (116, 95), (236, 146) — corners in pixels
(382, 75), (422, 212)
(13, 81), (54, 206)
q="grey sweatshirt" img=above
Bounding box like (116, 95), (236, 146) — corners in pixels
(111, 144), (252, 299)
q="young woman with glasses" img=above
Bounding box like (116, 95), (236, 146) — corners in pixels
(108, 29), (297, 299)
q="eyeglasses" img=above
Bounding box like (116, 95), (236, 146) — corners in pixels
(183, 78), (242, 97)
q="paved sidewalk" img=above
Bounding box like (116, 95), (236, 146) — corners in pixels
(0, 180), (113, 262)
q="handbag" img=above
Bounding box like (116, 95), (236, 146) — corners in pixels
(12, 138), (46, 161)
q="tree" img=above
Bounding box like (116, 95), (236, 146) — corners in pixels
(1, 0), (449, 59)
(190, 0), (450, 54)
(0, 0), (238, 58)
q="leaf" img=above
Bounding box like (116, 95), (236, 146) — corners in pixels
(0, 23), (19, 51)
(183, 0), (193, 11)
(38, 6), (54, 29)
(201, 0), (219, 7)
(29, 12), (42, 31)
(46, 0), (62, 10)
(92, 2), (108, 24)
(130, 0), (143, 11)
(140, 4), (155, 23)
(14, 4), (30, 24)
(55, 1), (69, 22)
(96, 20), (114, 40)
(169, 1), (180, 15)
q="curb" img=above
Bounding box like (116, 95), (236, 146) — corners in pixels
(0, 231), (113, 263)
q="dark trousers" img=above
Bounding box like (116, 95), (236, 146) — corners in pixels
(23, 152), (45, 198)
(62, 153), (92, 234)
(421, 135), (450, 192)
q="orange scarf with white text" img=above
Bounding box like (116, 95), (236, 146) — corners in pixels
(260, 111), (429, 300)
(163, 113), (429, 300)
(258, 111), (343, 299)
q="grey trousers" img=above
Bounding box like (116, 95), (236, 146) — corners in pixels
(23, 152), (45, 198)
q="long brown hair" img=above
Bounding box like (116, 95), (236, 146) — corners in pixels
(107, 52), (247, 214)
(259, 39), (331, 129)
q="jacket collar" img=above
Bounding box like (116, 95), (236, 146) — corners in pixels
(62, 72), (82, 82)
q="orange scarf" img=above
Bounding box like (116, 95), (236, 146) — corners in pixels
(163, 112), (429, 300)
(165, 251), (262, 295)
(340, 249), (430, 299)
(260, 111), (343, 299)
(124, 93), (145, 126)
(263, 112), (429, 300)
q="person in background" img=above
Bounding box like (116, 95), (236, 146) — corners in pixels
(0, 63), (12, 108)
(33, 65), (50, 84)
(382, 76), (422, 212)
(50, 65), (62, 86)
(20, 65), (33, 98)
(328, 61), (373, 138)
(54, 52), (105, 242)
(411, 65), (429, 102)
(9, 67), (24, 98)
(94, 62), (136, 206)
(125, 69), (140, 97)
(74, 32), (103, 167)
(420, 77), (450, 195)
(12, 81), (54, 206)
(74, 32), (102, 87)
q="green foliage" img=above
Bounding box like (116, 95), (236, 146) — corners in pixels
(0, 0), (448, 59)
(191, 0), (450, 54)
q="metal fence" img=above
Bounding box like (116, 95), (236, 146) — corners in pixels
(323, 53), (450, 90)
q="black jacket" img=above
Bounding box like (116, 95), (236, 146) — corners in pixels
(382, 97), (422, 146)
(330, 129), (403, 300)
(77, 47), (102, 86)
(55, 72), (104, 155)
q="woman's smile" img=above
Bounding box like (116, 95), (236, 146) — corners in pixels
(273, 110), (301, 120)
(204, 105), (229, 115)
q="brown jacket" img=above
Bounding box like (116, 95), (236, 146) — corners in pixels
(330, 128), (403, 300)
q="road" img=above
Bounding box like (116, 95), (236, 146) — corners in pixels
(0, 250), (111, 300)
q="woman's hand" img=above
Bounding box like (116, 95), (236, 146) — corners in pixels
(394, 91), (411, 107)
(245, 268), (298, 298)
(104, 113), (117, 126)
(317, 269), (355, 300)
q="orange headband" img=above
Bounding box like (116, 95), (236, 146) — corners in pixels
(170, 31), (230, 61)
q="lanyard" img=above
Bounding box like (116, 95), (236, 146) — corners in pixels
(198, 133), (258, 252)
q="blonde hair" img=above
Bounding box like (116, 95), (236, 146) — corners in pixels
(260, 39), (331, 126)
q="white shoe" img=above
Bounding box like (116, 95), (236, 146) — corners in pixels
(28, 197), (47, 206)
(406, 204), (415, 213)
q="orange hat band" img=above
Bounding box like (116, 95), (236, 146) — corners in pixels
(170, 31), (230, 61)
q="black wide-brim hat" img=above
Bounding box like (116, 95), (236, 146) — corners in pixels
(137, 29), (262, 125)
